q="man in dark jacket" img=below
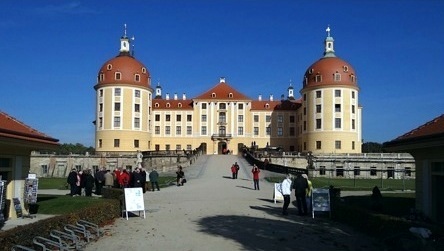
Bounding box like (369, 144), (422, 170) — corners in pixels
(95, 167), (105, 195)
(149, 169), (160, 191)
(67, 168), (78, 196)
(293, 174), (309, 215)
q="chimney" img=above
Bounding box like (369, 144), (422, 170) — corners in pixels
(258, 94), (262, 101)
(220, 77), (225, 83)
(183, 93), (186, 100)
(166, 93), (170, 100)
(269, 94), (273, 101)
(174, 93), (178, 100)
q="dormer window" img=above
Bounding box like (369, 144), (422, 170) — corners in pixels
(228, 93), (233, 98)
(154, 103), (159, 108)
(178, 103), (182, 108)
(115, 72), (121, 80)
(343, 65), (349, 72)
(107, 64), (112, 70)
(99, 73), (105, 82)
(135, 74), (140, 82)
(350, 74), (356, 82)
(166, 103), (171, 108)
(265, 103), (269, 109)
(142, 67), (146, 73)
(211, 93), (216, 98)
(334, 72), (341, 81)
(308, 68), (314, 74)
(315, 74), (322, 82)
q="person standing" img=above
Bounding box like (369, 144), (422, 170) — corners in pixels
(293, 174), (309, 215)
(149, 169), (160, 191)
(281, 174), (293, 215)
(118, 169), (130, 188)
(95, 167), (105, 195)
(234, 162), (240, 179)
(302, 174), (313, 214)
(176, 166), (185, 186)
(67, 168), (78, 196)
(104, 170), (114, 188)
(84, 169), (95, 197)
(131, 168), (144, 188)
(140, 168), (147, 193)
(251, 164), (260, 190)
(231, 164), (237, 179)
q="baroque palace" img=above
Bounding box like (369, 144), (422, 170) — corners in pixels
(30, 26), (414, 179)
(94, 26), (361, 156)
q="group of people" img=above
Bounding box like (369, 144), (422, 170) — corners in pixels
(229, 162), (261, 191)
(67, 167), (114, 197)
(281, 173), (313, 216)
(67, 166), (162, 196)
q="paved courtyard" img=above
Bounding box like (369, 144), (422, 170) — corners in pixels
(84, 154), (383, 251)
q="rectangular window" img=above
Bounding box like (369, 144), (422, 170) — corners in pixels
(290, 116), (295, 123)
(336, 166), (344, 177)
(370, 167), (377, 176)
(114, 102), (121, 111)
(354, 166), (360, 176)
(202, 103), (207, 109)
(134, 140), (139, 148)
(316, 90), (322, 98)
(316, 141), (321, 149)
(352, 105), (355, 114)
(115, 88), (121, 96)
(289, 127), (295, 136)
(266, 115), (271, 122)
(266, 126), (271, 135)
(352, 91), (355, 99)
(335, 140), (341, 149)
(135, 104), (140, 112)
(202, 114), (207, 122)
(352, 141), (355, 150)
(303, 107), (306, 115)
(238, 126), (244, 135)
(335, 118), (341, 128)
(303, 121), (306, 130)
(320, 166), (326, 175)
(176, 126), (181, 135)
(135, 90), (140, 98)
(201, 126), (207, 135)
(187, 126), (192, 135)
(352, 119), (355, 130)
(155, 114), (160, 121)
(99, 89), (103, 97)
(176, 115), (181, 122)
(41, 165), (48, 174)
(187, 115), (192, 121)
(98, 139), (102, 148)
(316, 105), (321, 113)
(155, 126), (160, 134)
(99, 103), (103, 112)
(315, 75), (322, 82)
(99, 117), (103, 128)
(176, 144), (181, 150)
(238, 104), (243, 110)
(335, 104), (341, 112)
(335, 89), (341, 97)
(134, 118), (140, 128)
(165, 144), (170, 151)
(254, 127), (259, 136)
(166, 115), (171, 122)
(187, 144), (192, 150)
(277, 115), (283, 123)
(316, 119), (322, 129)
(405, 167), (412, 177)
(334, 73), (341, 81)
(277, 127), (283, 136)
(114, 139), (120, 147)
(254, 115), (259, 123)
(238, 115), (244, 122)
(114, 117), (121, 127)
(165, 126), (171, 135)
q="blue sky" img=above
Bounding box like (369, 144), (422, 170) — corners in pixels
(1, 1), (443, 147)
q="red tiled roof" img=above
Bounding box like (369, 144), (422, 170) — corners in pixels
(0, 111), (59, 145)
(394, 114), (444, 141)
(251, 99), (302, 111)
(194, 81), (251, 100)
(152, 100), (194, 110)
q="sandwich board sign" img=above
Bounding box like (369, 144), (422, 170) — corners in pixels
(123, 187), (145, 220)
(273, 183), (284, 203)
(311, 188), (331, 218)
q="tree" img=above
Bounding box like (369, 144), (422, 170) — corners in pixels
(362, 142), (384, 153)
(57, 143), (95, 155)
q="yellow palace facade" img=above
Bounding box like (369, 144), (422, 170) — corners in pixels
(94, 26), (362, 155)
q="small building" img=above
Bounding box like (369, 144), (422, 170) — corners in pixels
(0, 111), (59, 219)
(384, 114), (444, 224)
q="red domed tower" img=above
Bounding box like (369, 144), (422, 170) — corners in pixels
(299, 26), (362, 153)
(94, 25), (153, 154)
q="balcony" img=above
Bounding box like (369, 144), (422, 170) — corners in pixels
(211, 133), (232, 140)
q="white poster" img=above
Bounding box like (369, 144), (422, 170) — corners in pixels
(123, 187), (145, 220)
(273, 183), (284, 203)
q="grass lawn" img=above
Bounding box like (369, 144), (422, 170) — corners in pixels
(36, 195), (108, 214)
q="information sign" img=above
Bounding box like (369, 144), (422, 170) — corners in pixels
(311, 188), (331, 218)
(123, 187), (145, 220)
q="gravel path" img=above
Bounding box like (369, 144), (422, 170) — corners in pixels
(85, 155), (383, 251)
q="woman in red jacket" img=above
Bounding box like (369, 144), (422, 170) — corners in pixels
(251, 164), (260, 190)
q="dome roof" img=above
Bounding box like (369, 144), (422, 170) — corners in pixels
(302, 56), (357, 89)
(96, 53), (151, 89)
